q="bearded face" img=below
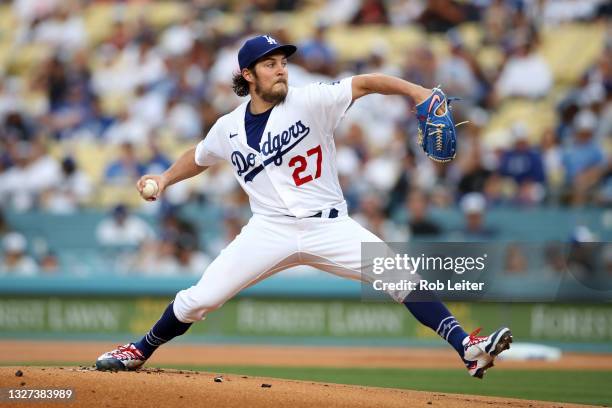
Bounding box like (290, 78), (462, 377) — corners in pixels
(245, 53), (289, 105)
(255, 75), (288, 105)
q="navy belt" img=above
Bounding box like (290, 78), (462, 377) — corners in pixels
(310, 208), (339, 218)
(290, 208), (339, 219)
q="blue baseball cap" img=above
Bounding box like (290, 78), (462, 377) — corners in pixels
(238, 35), (297, 71)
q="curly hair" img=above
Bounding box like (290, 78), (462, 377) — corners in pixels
(232, 72), (250, 97)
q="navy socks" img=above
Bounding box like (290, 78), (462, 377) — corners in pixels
(133, 302), (192, 359)
(403, 288), (468, 357)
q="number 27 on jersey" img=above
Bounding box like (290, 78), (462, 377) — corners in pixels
(289, 145), (322, 186)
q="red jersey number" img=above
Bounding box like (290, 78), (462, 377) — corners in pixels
(289, 145), (322, 187)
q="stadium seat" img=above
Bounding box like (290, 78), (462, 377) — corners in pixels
(84, 3), (114, 45)
(0, 5), (16, 40)
(476, 46), (504, 73)
(95, 185), (144, 209)
(540, 23), (606, 84)
(457, 23), (484, 52)
(483, 99), (557, 148)
(73, 142), (114, 184)
(9, 44), (51, 75)
(135, 2), (188, 28)
(326, 25), (399, 61)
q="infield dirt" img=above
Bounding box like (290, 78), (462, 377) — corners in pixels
(0, 366), (597, 408)
(1, 341), (610, 407)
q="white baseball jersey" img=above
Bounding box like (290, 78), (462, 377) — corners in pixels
(174, 77), (410, 324)
(194, 77), (353, 218)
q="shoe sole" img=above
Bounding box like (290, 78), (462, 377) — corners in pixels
(490, 330), (513, 357)
(96, 358), (135, 371)
(474, 330), (513, 379)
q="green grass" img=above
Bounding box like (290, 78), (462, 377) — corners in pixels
(178, 365), (612, 407)
(4, 363), (610, 406)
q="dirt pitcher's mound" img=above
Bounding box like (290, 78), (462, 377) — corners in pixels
(0, 367), (594, 408)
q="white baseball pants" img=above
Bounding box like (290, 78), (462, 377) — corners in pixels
(173, 212), (407, 323)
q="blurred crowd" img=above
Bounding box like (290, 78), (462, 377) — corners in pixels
(0, 0), (611, 276)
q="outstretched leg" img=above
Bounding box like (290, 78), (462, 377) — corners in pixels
(402, 288), (512, 378)
(95, 301), (191, 371)
(132, 301), (191, 359)
(402, 288), (469, 356)
(300, 215), (512, 378)
(96, 215), (299, 371)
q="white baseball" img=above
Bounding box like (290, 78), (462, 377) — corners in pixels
(141, 179), (159, 199)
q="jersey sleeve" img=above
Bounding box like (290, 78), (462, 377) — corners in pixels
(195, 122), (224, 166)
(303, 77), (353, 133)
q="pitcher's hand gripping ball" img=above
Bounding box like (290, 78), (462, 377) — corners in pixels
(141, 179), (159, 200)
(415, 87), (467, 163)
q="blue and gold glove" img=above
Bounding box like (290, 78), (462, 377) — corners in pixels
(415, 87), (466, 163)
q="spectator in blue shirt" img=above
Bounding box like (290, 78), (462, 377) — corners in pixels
(499, 123), (546, 205)
(457, 192), (498, 240)
(104, 142), (146, 185)
(562, 110), (607, 205)
(298, 22), (336, 75)
(499, 123), (545, 185)
(78, 96), (115, 139)
(145, 137), (172, 175)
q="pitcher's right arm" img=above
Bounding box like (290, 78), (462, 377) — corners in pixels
(137, 146), (208, 201)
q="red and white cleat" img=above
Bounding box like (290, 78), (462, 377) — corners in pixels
(96, 343), (147, 371)
(462, 327), (513, 379)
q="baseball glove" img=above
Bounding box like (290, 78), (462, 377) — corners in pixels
(415, 87), (467, 163)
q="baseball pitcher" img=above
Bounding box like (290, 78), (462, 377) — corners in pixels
(96, 35), (512, 379)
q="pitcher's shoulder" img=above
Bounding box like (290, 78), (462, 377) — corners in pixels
(285, 85), (314, 106)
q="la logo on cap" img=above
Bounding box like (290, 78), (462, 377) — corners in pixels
(263, 35), (277, 45)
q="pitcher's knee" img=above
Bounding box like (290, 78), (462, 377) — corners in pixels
(173, 288), (225, 323)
